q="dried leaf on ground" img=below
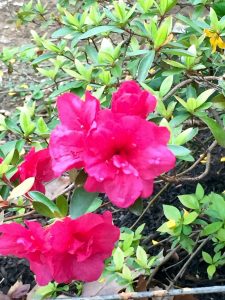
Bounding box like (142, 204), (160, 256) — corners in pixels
(26, 285), (38, 300)
(82, 276), (123, 297)
(7, 280), (30, 299)
(8, 177), (35, 200)
(0, 294), (10, 300)
(136, 276), (148, 300)
(45, 176), (71, 200)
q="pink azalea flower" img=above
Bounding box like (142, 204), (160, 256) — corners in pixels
(49, 92), (100, 176)
(45, 212), (119, 283)
(0, 212), (119, 286)
(13, 147), (55, 193)
(111, 81), (157, 118)
(0, 221), (53, 285)
(84, 110), (175, 208)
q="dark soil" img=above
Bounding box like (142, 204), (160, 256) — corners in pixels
(0, 257), (35, 295)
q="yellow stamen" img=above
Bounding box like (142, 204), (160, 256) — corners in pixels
(167, 219), (176, 229)
(183, 209), (189, 218)
(152, 240), (159, 245)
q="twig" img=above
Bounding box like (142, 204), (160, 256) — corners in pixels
(162, 152), (211, 183)
(209, 108), (224, 126)
(48, 285), (225, 299)
(3, 210), (35, 222)
(163, 75), (221, 101)
(130, 183), (170, 229)
(176, 140), (217, 177)
(189, 75), (220, 82)
(57, 183), (74, 198)
(121, 34), (132, 69)
(163, 78), (193, 101)
(166, 236), (210, 293)
(147, 245), (180, 287)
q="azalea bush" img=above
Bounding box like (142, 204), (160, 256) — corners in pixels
(0, 0), (225, 298)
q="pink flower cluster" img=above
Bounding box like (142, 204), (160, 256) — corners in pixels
(12, 147), (55, 194)
(50, 81), (175, 208)
(0, 212), (119, 286)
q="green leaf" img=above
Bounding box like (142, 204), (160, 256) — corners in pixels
(32, 53), (56, 65)
(175, 128), (198, 146)
(163, 48), (196, 57)
(0, 140), (24, 156)
(163, 59), (186, 68)
(202, 251), (213, 264)
(168, 145), (191, 157)
(137, 51), (155, 82)
(29, 191), (61, 217)
(113, 247), (124, 271)
(73, 26), (124, 45)
(135, 223), (145, 237)
(182, 225), (192, 235)
(129, 198), (143, 216)
(212, 94), (225, 110)
(210, 8), (219, 30)
(183, 211), (198, 225)
(154, 17), (172, 49)
(180, 235), (195, 253)
(36, 117), (49, 136)
(178, 194), (199, 210)
(56, 195), (68, 217)
(208, 194), (225, 221)
(127, 49), (149, 57)
(85, 45), (98, 63)
(121, 265), (132, 281)
(202, 222), (223, 236)
(160, 75), (173, 97)
(213, 1), (225, 18)
(50, 81), (83, 98)
(198, 116), (225, 147)
(217, 228), (225, 242)
(196, 183), (204, 200)
(86, 197), (102, 213)
(136, 246), (148, 268)
(2, 149), (14, 166)
(163, 205), (181, 221)
(70, 187), (99, 219)
(196, 89), (215, 107)
(122, 232), (134, 251)
(33, 201), (55, 218)
(51, 27), (74, 38)
(176, 14), (203, 34)
(207, 264), (216, 279)
(19, 111), (35, 136)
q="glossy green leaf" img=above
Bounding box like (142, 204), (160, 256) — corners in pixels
(56, 195), (68, 217)
(113, 247), (124, 271)
(29, 191), (61, 216)
(202, 222), (223, 236)
(70, 187), (99, 219)
(72, 26), (124, 45)
(33, 201), (55, 218)
(202, 251), (213, 264)
(199, 116), (225, 147)
(129, 198), (143, 216)
(163, 205), (181, 221)
(137, 51), (155, 82)
(178, 194), (199, 210)
(183, 211), (198, 225)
